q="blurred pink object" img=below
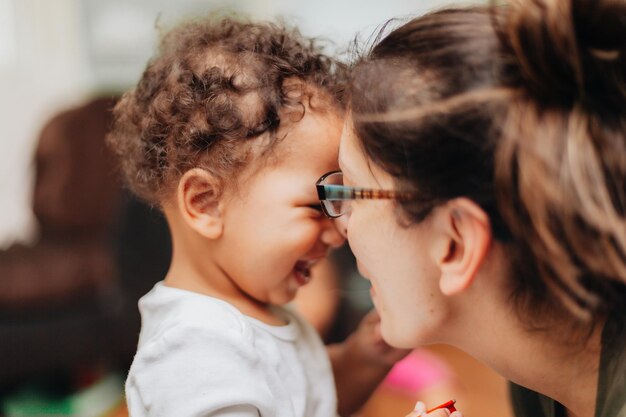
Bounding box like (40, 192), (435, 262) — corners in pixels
(382, 349), (452, 393)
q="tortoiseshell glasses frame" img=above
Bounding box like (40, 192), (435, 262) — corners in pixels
(315, 170), (413, 218)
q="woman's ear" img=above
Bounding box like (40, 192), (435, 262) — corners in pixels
(434, 198), (492, 296)
(177, 168), (224, 240)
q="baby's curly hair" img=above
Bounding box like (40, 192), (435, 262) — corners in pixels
(107, 15), (346, 205)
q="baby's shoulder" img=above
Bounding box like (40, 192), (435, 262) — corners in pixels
(128, 297), (277, 415)
(139, 288), (254, 350)
(171, 295), (250, 335)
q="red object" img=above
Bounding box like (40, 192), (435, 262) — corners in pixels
(427, 399), (457, 413)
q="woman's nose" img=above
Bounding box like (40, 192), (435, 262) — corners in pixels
(334, 215), (348, 239)
(321, 217), (346, 248)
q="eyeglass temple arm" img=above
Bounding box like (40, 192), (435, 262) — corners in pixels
(316, 184), (358, 201)
(318, 184), (408, 201)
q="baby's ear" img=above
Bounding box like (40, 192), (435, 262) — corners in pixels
(177, 168), (224, 240)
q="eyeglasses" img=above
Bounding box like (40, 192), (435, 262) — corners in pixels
(315, 170), (413, 218)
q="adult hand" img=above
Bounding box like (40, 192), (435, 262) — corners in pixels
(349, 308), (411, 366)
(329, 309), (410, 416)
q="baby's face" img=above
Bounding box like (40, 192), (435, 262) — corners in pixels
(217, 109), (345, 306)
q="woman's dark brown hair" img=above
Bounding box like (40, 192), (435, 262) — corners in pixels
(349, 0), (626, 326)
(107, 15), (346, 204)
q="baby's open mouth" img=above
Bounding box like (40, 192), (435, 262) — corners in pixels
(293, 260), (313, 285)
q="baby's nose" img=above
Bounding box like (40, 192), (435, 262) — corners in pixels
(321, 218), (346, 248)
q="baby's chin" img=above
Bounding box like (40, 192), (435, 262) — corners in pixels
(265, 286), (300, 307)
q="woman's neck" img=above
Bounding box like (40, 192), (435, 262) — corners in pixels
(449, 303), (603, 417)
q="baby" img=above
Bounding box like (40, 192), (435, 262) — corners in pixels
(107, 15), (406, 417)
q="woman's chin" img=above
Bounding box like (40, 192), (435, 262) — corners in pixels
(379, 322), (418, 349)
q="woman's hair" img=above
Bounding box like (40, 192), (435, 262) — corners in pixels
(349, 0), (626, 327)
(107, 15), (346, 204)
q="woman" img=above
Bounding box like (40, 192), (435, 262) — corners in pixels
(316, 1), (626, 416)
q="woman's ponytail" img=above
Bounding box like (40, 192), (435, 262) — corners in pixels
(501, 0), (626, 110)
(495, 0), (626, 321)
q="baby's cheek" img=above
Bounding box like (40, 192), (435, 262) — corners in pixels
(294, 223), (324, 247)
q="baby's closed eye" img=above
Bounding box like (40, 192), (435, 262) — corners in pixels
(305, 203), (324, 215)
(307, 203), (323, 211)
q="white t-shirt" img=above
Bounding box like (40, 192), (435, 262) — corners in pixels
(126, 282), (338, 417)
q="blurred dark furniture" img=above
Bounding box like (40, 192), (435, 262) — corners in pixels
(0, 97), (171, 390)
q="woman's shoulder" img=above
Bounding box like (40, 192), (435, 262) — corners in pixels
(509, 382), (554, 417)
(597, 313), (626, 417)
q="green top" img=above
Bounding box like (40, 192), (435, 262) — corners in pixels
(510, 314), (626, 417)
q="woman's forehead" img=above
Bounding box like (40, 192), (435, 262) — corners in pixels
(338, 115), (359, 171)
(339, 119), (392, 188)
(338, 115), (370, 174)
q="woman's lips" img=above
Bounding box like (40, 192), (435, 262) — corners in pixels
(356, 261), (370, 280)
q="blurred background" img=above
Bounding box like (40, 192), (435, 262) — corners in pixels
(0, 0), (462, 246)
(0, 1), (513, 416)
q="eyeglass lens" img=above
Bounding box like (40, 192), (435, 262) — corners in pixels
(322, 172), (351, 217)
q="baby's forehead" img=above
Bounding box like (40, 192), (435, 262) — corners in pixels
(271, 110), (343, 168)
